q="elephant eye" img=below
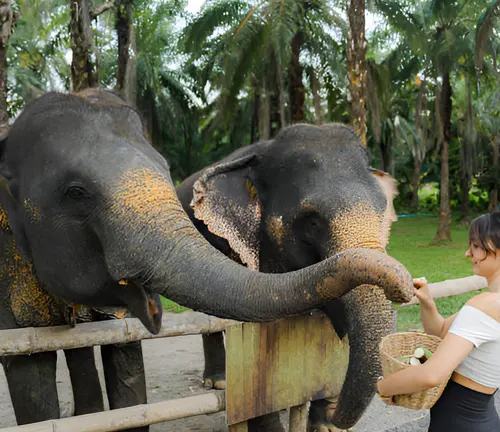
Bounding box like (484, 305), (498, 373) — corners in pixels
(66, 186), (90, 199)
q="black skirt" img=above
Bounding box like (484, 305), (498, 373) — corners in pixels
(429, 380), (500, 431)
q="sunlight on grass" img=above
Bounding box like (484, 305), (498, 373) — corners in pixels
(388, 215), (482, 331)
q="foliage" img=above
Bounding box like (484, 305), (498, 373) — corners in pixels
(4, 0), (500, 216)
(7, 0), (69, 116)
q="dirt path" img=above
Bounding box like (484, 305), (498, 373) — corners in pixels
(1, 329), (498, 432)
(0, 335), (227, 432)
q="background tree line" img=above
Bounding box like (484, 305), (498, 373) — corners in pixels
(0, 0), (499, 243)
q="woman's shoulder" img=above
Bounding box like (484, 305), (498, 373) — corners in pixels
(465, 292), (500, 323)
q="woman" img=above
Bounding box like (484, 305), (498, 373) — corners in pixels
(377, 212), (500, 431)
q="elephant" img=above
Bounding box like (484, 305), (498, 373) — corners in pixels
(176, 123), (403, 431)
(0, 89), (412, 428)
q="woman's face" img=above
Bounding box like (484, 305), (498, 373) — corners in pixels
(465, 241), (500, 278)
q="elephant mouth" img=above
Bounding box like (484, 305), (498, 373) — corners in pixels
(114, 278), (163, 335)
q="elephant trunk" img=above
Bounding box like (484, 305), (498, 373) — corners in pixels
(323, 285), (395, 429)
(101, 169), (413, 324)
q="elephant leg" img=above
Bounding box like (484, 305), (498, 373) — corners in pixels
(202, 332), (226, 389)
(64, 347), (104, 415)
(248, 411), (285, 432)
(1, 351), (59, 425)
(310, 285), (394, 431)
(308, 399), (339, 432)
(101, 341), (148, 432)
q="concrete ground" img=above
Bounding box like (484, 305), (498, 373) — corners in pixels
(0, 333), (499, 432)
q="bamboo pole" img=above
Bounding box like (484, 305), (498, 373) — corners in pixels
(0, 312), (239, 356)
(0, 391), (225, 432)
(400, 275), (487, 307)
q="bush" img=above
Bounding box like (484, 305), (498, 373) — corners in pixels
(469, 189), (489, 212)
(420, 195), (439, 213)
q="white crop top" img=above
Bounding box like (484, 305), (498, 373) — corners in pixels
(448, 305), (500, 388)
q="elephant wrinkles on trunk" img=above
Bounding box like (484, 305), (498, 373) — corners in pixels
(0, 90), (412, 427)
(176, 123), (405, 431)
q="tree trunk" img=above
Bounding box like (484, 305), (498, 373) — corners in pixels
(251, 79), (259, 144)
(0, 0), (13, 136)
(410, 158), (421, 212)
(70, 0), (97, 92)
(434, 72), (452, 242)
(489, 135), (499, 212)
(346, 0), (367, 147)
(460, 170), (470, 223)
(309, 68), (323, 126)
(379, 141), (392, 174)
(412, 78), (427, 212)
(258, 77), (270, 140)
(116, 0), (136, 106)
(459, 75), (475, 224)
(278, 70), (286, 130)
(288, 31), (305, 123)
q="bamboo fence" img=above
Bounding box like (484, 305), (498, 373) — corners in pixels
(0, 392), (225, 432)
(0, 312), (239, 356)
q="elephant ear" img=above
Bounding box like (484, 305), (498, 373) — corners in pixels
(0, 131), (32, 261)
(370, 168), (398, 248)
(191, 154), (261, 270)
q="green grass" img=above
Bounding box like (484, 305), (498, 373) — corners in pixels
(161, 215), (484, 330)
(388, 215), (484, 332)
(160, 297), (189, 313)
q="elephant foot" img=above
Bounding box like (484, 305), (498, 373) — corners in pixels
(203, 373), (226, 390)
(308, 398), (349, 432)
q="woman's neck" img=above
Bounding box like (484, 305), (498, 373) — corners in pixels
(488, 271), (500, 293)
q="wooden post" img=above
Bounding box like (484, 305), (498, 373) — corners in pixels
(0, 392), (225, 432)
(229, 422), (249, 432)
(289, 402), (310, 432)
(226, 311), (349, 425)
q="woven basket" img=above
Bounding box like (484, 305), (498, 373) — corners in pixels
(379, 332), (450, 410)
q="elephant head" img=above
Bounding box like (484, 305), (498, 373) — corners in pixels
(177, 123), (403, 429)
(0, 91), (412, 340)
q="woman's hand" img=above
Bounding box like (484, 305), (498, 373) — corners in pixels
(413, 277), (435, 309)
(377, 379), (396, 405)
(377, 393), (396, 406)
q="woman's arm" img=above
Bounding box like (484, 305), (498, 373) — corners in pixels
(377, 333), (474, 397)
(413, 278), (456, 337)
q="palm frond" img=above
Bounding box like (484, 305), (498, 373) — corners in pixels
(182, 0), (251, 55)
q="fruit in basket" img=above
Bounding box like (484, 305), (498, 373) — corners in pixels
(396, 346), (433, 365)
(414, 347), (433, 362)
(409, 357), (421, 366)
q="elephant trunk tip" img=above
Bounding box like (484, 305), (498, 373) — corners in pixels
(317, 248), (413, 304)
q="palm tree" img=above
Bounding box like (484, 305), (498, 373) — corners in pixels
(474, 0), (500, 213)
(70, 0), (96, 91)
(115, 0), (136, 104)
(347, 0), (367, 146)
(182, 0), (345, 141)
(375, 0), (491, 241)
(70, 0), (114, 92)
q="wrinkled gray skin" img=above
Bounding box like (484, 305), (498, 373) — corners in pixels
(176, 123), (401, 431)
(0, 90), (412, 427)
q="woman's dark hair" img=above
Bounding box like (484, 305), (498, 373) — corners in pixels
(469, 212), (500, 255)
